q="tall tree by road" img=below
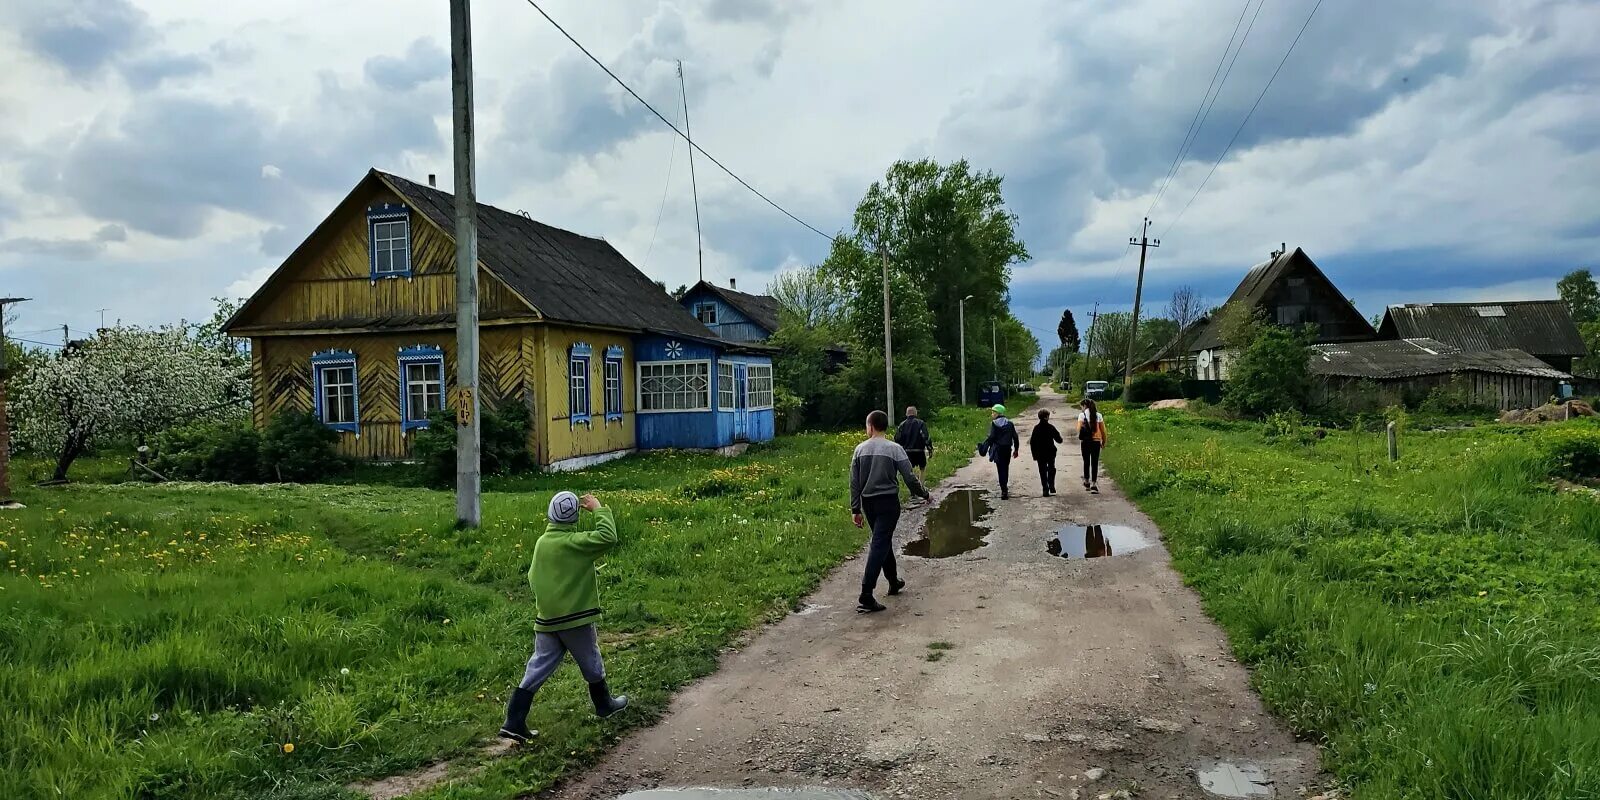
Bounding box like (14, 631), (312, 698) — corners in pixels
(1057, 309), (1080, 353)
(1166, 286), (1205, 335)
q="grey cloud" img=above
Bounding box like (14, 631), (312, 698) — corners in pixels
(0, 223), (125, 260)
(364, 38), (448, 92)
(13, 0), (150, 78)
(121, 51), (211, 89)
(704, 0), (793, 25)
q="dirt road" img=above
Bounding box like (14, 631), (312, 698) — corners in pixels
(545, 388), (1321, 799)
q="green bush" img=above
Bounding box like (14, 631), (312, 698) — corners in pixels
(152, 422), (263, 483)
(1223, 324), (1314, 418)
(411, 402), (533, 486)
(1418, 376), (1495, 415)
(1538, 425), (1600, 481)
(258, 412), (346, 483)
(1126, 372), (1183, 403)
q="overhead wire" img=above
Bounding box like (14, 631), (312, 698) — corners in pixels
(640, 102), (682, 272)
(520, 0), (835, 242)
(1161, 0), (1326, 241)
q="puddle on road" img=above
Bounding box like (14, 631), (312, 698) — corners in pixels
(617, 790), (873, 800)
(1046, 524), (1152, 559)
(1197, 761), (1273, 798)
(901, 489), (993, 558)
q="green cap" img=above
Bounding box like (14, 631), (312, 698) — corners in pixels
(991, 404), (1006, 415)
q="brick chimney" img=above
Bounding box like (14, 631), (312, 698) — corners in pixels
(729, 278), (737, 290)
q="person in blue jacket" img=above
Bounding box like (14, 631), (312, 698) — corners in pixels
(980, 404), (1020, 499)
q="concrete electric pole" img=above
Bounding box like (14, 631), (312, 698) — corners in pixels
(880, 243), (895, 423)
(959, 295), (973, 405)
(450, 0), (481, 528)
(1124, 217), (1160, 386)
(0, 297), (27, 508)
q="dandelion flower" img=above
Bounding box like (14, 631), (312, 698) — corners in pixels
(282, 743), (295, 754)
(340, 667), (351, 675)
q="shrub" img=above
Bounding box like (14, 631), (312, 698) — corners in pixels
(1538, 425), (1600, 481)
(258, 412), (346, 483)
(412, 402), (533, 486)
(1418, 376), (1494, 415)
(1223, 324), (1314, 418)
(152, 422), (263, 482)
(1126, 372), (1183, 403)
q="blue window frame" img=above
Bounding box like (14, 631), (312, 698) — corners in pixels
(569, 343), (592, 426)
(603, 345), (624, 422)
(398, 345), (445, 432)
(368, 204), (411, 280)
(311, 350), (359, 433)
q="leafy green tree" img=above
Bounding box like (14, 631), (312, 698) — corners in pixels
(1223, 324), (1315, 418)
(1557, 269), (1599, 324)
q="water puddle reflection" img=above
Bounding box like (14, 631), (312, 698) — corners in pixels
(1196, 761), (1273, 797)
(902, 489), (993, 558)
(618, 790), (873, 799)
(1046, 524), (1152, 559)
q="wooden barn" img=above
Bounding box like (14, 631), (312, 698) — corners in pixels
(1377, 301), (1587, 373)
(1309, 338), (1571, 410)
(1187, 247), (1375, 380)
(224, 169), (774, 469)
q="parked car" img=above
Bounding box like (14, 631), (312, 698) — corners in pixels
(977, 381), (1006, 406)
(1083, 380), (1110, 399)
(1012, 382), (1036, 394)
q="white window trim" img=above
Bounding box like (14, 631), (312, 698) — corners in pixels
(400, 354), (446, 429)
(569, 355), (592, 425)
(745, 363), (775, 410)
(695, 302), (718, 325)
(636, 359), (713, 413)
(716, 361), (735, 410)
(603, 356), (625, 421)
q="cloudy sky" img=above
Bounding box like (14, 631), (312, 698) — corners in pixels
(3, 0), (1598, 354)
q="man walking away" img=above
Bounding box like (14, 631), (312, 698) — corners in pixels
(894, 405), (933, 479)
(851, 410), (931, 613)
(982, 404), (1020, 499)
(1029, 408), (1063, 496)
(1077, 398), (1108, 493)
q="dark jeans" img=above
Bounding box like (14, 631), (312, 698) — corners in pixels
(1037, 456), (1056, 493)
(860, 493), (901, 598)
(1081, 441), (1101, 483)
(995, 456), (1011, 495)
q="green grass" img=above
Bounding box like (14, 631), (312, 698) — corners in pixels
(0, 404), (1002, 800)
(1106, 408), (1600, 799)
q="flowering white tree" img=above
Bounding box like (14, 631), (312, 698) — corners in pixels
(14, 326), (250, 481)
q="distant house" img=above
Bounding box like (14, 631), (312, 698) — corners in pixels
(224, 169), (774, 469)
(1309, 337), (1570, 410)
(1188, 247), (1375, 380)
(1136, 316), (1210, 375)
(1377, 301), (1586, 374)
(679, 279), (782, 344)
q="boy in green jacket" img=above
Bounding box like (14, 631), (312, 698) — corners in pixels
(499, 491), (628, 743)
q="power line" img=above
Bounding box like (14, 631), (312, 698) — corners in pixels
(1162, 0), (1326, 240)
(640, 95), (682, 272)
(1144, 0), (1261, 219)
(520, 0), (835, 242)
(12, 337), (64, 349)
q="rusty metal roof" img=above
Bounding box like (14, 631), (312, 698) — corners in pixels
(1378, 300), (1585, 357)
(380, 171), (714, 340)
(1310, 339), (1570, 379)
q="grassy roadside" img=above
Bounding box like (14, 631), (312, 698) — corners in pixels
(1106, 408), (1600, 798)
(1, 402), (1002, 800)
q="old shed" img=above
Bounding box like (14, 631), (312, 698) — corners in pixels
(1309, 338), (1571, 410)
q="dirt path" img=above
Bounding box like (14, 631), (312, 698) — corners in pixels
(544, 388), (1322, 799)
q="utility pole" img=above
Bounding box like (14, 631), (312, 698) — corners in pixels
(880, 243), (895, 422)
(1124, 217), (1160, 386)
(958, 295), (973, 405)
(450, 0), (481, 528)
(0, 297), (27, 508)
(62, 325), (69, 347)
(96, 308), (108, 330)
(677, 61), (704, 284)
(991, 319), (998, 382)
(1086, 302), (1101, 363)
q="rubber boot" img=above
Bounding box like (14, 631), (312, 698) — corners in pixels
(588, 680), (629, 718)
(498, 687), (537, 743)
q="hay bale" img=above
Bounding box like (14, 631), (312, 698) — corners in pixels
(1499, 399), (1596, 424)
(1148, 399), (1190, 411)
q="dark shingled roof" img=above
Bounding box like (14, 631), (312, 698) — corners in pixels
(379, 171), (712, 340)
(1310, 338), (1570, 379)
(1378, 301), (1586, 357)
(1189, 247), (1372, 352)
(685, 280), (782, 334)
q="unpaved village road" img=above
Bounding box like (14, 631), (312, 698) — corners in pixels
(543, 388), (1322, 800)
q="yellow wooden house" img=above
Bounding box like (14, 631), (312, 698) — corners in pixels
(223, 169), (745, 470)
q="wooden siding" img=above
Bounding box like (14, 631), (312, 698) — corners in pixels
(1316, 371), (1560, 411)
(241, 183), (529, 330)
(535, 326), (637, 464)
(250, 328), (534, 461)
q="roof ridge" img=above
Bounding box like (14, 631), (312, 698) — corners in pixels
(376, 169), (609, 247)
(1389, 299), (1564, 308)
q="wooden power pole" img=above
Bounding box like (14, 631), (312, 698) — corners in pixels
(0, 297), (27, 508)
(880, 244), (895, 422)
(450, 0), (481, 528)
(1124, 218), (1160, 386)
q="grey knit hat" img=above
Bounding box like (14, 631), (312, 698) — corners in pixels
(548, 491), (580, 524)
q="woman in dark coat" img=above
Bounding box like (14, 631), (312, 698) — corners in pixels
(1029, 408), (1063, 495)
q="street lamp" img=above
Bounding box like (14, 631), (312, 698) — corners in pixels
(958, 295), (974, 405)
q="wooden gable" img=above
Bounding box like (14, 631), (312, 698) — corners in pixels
(225, 173), (535, 335)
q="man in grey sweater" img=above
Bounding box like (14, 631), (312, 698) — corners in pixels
(850, 409), (931, 613)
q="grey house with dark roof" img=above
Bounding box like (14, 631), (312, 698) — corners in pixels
(1188, 247), (1375, 380)
(225, 169), (774, 467)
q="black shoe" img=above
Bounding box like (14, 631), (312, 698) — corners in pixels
(1000, 491), (1009, 500)
(588, 680), (629, 718)
(1083, 480), (1090, 490)
(857, 596), (887, 613)
(1090, 483), (1100, 494)
(499, 687), (538, 742)
(887, 579), (906, 596)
